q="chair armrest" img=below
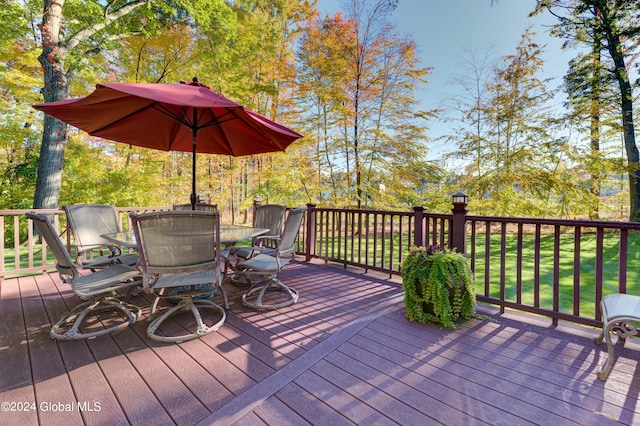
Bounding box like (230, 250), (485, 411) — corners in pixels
(74, 244), (123, 268)
(275, 246), (296, 260)
(253, 235), (281, 247)
(75, 244), (122, 257)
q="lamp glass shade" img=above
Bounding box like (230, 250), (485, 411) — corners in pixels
(452, 192), (468, 204)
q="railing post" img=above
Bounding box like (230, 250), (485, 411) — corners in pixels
(451, 192), (468, 254)
(252, 196), (262, 227)
(305, 203), (317, 261)
(413, 206), (424, 247)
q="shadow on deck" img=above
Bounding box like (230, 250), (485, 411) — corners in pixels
(1, 259), (639, 425)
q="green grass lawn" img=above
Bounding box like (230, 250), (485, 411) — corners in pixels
(2, 243), (57, 277)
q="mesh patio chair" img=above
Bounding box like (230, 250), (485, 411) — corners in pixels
(173, 203), (218, 212)
(131, 210), (228, 343)
(225, 204), (286, 281)
(236, 208), (306, 310)
(63, 204), (138, 269)
(26, 212), (142, 341)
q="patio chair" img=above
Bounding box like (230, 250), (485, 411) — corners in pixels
(236, 207), (306, 310)
(63, 204), (138, 269)
(131, 210), (228, 343)
(173, 203), (218, 212)
(225, 204), (286, 280)
(594, 293), (640, 380)
(26, 212), (142, 341)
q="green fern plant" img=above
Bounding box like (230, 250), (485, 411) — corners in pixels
(401, 245), (476, 328)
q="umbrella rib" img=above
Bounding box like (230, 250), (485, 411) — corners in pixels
(194, 108), (286, 155)
(88, 103), (158, 135)
(154, 103), (196, 128)
(87, 102), (192, 138)
(191, 108), (236, 155)
(198, 109), (236, 129)
(224, 108), (284, 153)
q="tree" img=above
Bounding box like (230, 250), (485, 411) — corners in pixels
(33, 0), (235, 210)
(445, 47), (499, 184)
(296, 12), (354, 203)
(452, 29), (567, 217)
(343, 0), (399, 208)
(221, 0), (315, 218)
(0, 2), (42, 208)
(359, 26), (434, 209)
(564, 44), (622, 219)
(297, 0), (432, 209)
(534, 0), (640, 221)
(97, 0), (310, 220)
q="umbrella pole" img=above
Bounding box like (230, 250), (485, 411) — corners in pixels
(190, 125), (197, 210)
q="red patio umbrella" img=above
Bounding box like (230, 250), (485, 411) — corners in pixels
(33, 79), (303, 209)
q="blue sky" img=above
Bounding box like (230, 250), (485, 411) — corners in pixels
(317, 0), (572, 160)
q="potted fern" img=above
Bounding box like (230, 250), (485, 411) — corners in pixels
(401, 245), (476, 328)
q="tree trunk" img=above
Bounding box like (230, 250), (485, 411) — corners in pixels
(33, 0), (151, 210)
(609, 50), (639, 222)
(354, 68), (361, 209)
(34, 0), (69, 210)
(589, 34), (601, 220)
(597, 1), (640, 221)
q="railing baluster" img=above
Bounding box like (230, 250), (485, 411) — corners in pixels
(484, 221), (491, 299)
(13, 215), (19, 272)
(397, 214), (404, 274)
(0, 216), (4, 278)
(573, 226), (581, 317)
(595, 227), (604, 319)
(373, 213), (379, 268)
(470, 220), (477, 273)
(500, 223), (507, 303)
(552, 225), (561, 326)
(619, 228), (628, 294)
(516, 223), (523, 304)
(381, 213), (387, 271)
(534, 224), (541, 308)
(364, 212), (370, 270)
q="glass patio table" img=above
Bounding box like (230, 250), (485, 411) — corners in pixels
(102, 224), (269, 249)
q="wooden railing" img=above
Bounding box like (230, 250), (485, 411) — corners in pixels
(301, 205), (450, 276)
(300, 203), (640, 328)
(465, 215), (640, 328)
(4, 201), (640, 328)
(1, 207), (169, 278)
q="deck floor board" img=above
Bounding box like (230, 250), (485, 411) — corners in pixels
(1, 260), (638, 425)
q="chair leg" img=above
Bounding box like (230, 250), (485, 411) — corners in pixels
(595, 322), (617, 381)
(595, 319), (638, 380)
(229, 265), (251, 286)
(216, 281), (229, 309)
(50, 296), (142, 341)
(241, 277), (299, 310)
(149, 288), (165, 321)
(147, 298), (226, 344)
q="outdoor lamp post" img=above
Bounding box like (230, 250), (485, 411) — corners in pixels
(452, 192), (469, 207)
(451, 192), (468, 254)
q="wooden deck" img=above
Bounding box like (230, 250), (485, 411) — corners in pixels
(1, 259), (639, 425)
